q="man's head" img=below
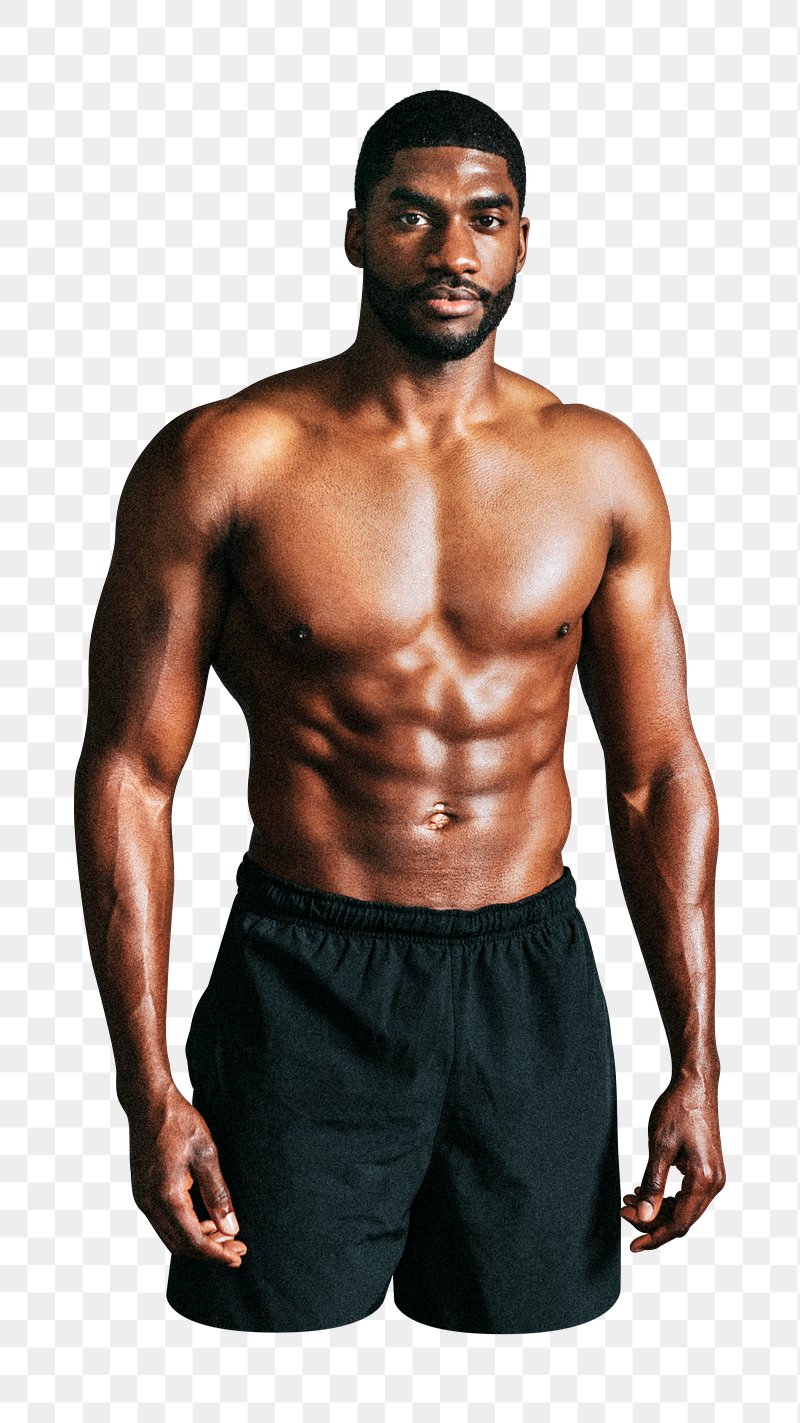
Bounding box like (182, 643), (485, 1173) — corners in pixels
(346, 89), (529, 364)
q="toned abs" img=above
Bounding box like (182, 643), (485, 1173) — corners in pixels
(207, 361), (614, 909)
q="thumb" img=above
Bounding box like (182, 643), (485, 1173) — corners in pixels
(193, 1148), (240, 1236)
(637, 1152), (670, 1223)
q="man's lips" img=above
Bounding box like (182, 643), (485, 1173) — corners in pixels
(422, 286), (479, 299)
(419, 288), (481, 316)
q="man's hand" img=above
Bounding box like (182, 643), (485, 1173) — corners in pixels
(621, 1072), (725, 1252)
(127, 1082), (247, 1268)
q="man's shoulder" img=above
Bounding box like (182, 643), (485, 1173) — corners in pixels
(499, 376), (649, 452)
(506, 392), (670, 563)
(545, 400), (665, 496)
(553, 401), (656, 468)
(152, 368), (319, 504)
(558, 404), (670, 561)
(118, 374), (306, 552)
(179, 368), (312, 461)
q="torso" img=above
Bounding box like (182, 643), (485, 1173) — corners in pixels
(207, 357), (613, 908)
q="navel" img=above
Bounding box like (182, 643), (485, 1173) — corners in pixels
(425, 802), (458, 831)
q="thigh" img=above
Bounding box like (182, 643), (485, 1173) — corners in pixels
(167, 903), (455, 1332)
(392, 907), (621, 1334)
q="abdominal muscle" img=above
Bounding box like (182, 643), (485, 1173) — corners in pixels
(244, 737), (573, 910)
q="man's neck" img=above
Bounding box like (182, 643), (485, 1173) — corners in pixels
(335, 323), (502, 441)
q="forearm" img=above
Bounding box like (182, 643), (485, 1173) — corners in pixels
(74, 749), (177, 1117)
(606, 754), (720, 1081)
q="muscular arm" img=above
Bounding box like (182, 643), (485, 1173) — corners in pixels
(74, 405), (235, 1117)
(577, 410), (720, 1078)
(577, 408), (724, 1249)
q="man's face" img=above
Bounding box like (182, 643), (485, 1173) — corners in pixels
(349, 146), (528, 363)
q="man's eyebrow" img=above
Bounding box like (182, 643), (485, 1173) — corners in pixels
(385, 185), (515, 213)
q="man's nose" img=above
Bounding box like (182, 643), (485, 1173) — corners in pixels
(423, 217), (479, 273)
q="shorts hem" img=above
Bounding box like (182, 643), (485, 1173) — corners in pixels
(165, 1281), (390, 1334)
(391, 1282), (622, 1335)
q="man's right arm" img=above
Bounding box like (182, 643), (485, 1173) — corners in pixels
(75, 405), (233, 1115)
(74, 404), (249, 1264)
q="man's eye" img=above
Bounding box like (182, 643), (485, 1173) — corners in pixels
(397, 213), (503, 229)
(396, 213), (504, 230)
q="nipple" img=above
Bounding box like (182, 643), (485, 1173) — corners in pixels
(290, 621), (313, 644)
(557, 622), (570, 638)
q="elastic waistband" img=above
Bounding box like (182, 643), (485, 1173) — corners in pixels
(234, 854), (577, 939)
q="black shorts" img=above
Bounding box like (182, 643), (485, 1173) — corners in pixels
(166, 854), (621, 1334)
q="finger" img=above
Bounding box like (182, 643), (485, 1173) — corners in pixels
(620, 1206), (646, 1229)
(200, 1219), (247, 1251)
(161, 1183), (246, 1265)
(146, 1161), (246, 1266)
(631, 1219), (680, 1251)
(621, 1187), (670, 1226)
(620, 1203), (664, 1234)
(145, 1190), (241, 1263)
(630, 1181), (710, 1251)
(636, 1149), (673, 1224)
(192, 1143), (241, 1238)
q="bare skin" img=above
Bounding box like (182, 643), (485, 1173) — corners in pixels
(74, 146), (724, 1273)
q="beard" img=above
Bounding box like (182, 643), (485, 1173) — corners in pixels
(361, 257), (517, 364)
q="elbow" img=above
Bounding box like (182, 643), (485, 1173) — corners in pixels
(74, 744), (176, 810)
(609, 749), (717, 819)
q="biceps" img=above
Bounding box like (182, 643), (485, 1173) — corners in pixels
(577, 565), (697, 793)
(81, 543), (229, 792)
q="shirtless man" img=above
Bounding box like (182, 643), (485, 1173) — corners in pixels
(74, 90), (725, 1334)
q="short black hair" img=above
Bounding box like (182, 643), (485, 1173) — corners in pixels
(354, 89), (526, 217)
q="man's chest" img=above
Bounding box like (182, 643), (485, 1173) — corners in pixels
(228, 430), (612, 661)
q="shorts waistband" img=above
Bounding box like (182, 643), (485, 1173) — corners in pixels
(234, 854), (577, 939)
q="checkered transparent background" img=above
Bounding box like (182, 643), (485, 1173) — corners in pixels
(4, 0), (799, 1417)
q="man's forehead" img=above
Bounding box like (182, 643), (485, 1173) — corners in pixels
(382, 145), (512, 187)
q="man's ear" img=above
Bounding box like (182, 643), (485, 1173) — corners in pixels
(344, 207), (365, 270)
(516, 215), (530, 274)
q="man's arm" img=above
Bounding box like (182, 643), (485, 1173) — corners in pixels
(576, 408), (725, 1251)
(74, 403), (248, 1266)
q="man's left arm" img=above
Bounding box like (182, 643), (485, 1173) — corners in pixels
(576, 408), (725, 1253)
